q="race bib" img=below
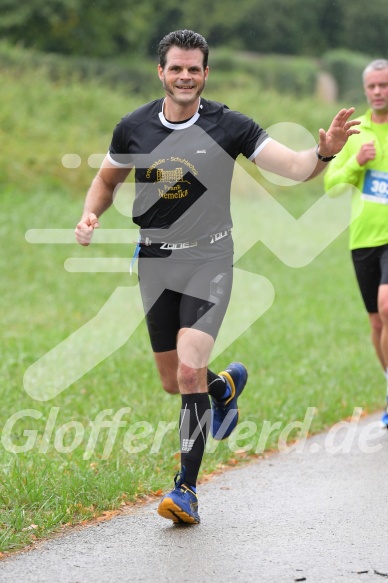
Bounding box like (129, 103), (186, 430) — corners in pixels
(362, 170), (388, 204)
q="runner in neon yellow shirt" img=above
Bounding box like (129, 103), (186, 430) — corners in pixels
(324, 59), (388, 426)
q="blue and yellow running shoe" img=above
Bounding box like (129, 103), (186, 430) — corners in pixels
(158, 471), (200, 524)
(211, 362), (248, 440)
(381, 399), (388, 428)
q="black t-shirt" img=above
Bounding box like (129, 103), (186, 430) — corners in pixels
(108, 97), (269, 258)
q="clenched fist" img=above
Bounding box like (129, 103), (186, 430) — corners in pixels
(75, 213), (99, 246)
(356, 141), (376, 166)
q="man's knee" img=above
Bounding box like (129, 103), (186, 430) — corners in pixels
(380, 303), (388, 322)
(378, 284), (388, 321)
(370, 312), (383, 332)
(177, 362), (200, 392)
(177, 328), (214, 370)
(153, 351), (179, 394)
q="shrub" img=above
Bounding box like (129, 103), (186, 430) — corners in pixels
(210, 48), (318, 97)
(0, 42), (159, 96)
(322, 49), (371, 103)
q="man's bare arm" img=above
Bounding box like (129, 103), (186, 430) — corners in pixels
(254, 107), (360, 182)
(75, 156), (132, 246)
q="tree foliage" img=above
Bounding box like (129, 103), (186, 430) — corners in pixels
(0, 0), (386, 59)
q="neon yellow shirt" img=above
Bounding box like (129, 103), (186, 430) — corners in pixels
(324, 109), (388, 250)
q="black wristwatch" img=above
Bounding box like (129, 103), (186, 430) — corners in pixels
(316, 145), (336, 162)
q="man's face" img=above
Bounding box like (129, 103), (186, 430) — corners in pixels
(158, 47), (209, 107)
(364, 68), (388, 114)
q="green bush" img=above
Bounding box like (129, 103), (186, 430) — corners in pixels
(322, 49), (371, 103)
(210, 48), (318, 97)
(0, 42), (159, 97)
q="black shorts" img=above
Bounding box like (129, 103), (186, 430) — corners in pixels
(351, 244), (388, 313)
(138, 253), (233, 352)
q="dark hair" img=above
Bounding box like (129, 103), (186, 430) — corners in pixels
(158, 30), (209, 70)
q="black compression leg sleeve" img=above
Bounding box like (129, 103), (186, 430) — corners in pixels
(180, 393), (211, 487)
(207, 369), (228, 400)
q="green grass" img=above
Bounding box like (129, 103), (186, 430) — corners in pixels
(0, 62), (383, 553)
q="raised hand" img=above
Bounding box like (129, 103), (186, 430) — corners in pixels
(318, 108), (361, 158)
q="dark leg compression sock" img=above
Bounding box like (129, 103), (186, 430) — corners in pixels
(180, 393), (211, 489)
(207, 369), (231, 401)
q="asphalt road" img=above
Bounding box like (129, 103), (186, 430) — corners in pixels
(1, 412), (388, 583)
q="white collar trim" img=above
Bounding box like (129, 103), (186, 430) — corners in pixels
(159, 98), (201, 130)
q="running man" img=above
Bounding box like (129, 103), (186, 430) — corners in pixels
(325, 59), (388, 427)
(76, 30), (360, 524)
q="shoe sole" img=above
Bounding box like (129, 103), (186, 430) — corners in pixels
(157, 497), (200, 524)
